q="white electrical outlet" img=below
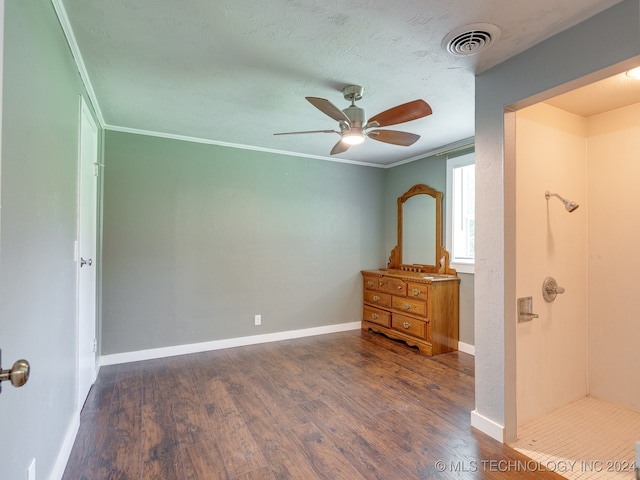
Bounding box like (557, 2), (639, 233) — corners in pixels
(254, 314), (261, 326)
(27, 458), (36, 480)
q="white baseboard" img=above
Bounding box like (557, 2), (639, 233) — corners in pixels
(100, 321), (361, 366)
(470, 409), (505, 443)
(458, 341), (475, 356)
(50, 411), (81, 480)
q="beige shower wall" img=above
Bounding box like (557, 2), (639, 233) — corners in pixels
(515, 103), (589, 427)
(587, 102), (640, 412)
(516, 100), (640, 427)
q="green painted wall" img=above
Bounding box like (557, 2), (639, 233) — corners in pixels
(0, 1), (101, 479)
(102, 132), (386, 354)
(102, 131), (476, 354)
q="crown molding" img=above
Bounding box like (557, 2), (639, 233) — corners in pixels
(386, 136), (475, 168)
(104, 124), (388, 168)
(50, 0), (105, 127)
(48, 0), (471, 170)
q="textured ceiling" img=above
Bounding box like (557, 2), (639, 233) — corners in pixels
(59, 0), (624, 166)
(546, 70), (640, 117)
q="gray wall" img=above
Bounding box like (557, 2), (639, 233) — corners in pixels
(457, 273), (474, 346)
(475, 0), (640, 441)
(0, 1), (101, 479)
(102, 131), (477, 355)
(102, 131), (386, 354)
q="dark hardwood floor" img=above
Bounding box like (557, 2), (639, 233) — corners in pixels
(62, 330), (565, 479)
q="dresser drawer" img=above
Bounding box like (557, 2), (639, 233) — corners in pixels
(363, 290), (391, 308)
(363, 275), (379, 291)
(392, 313), (427, 339)
(363, 305), (390, 327)
(407, 282), (428, 301)
(392, 296), (427, 317)
(379, 277), (407, 296)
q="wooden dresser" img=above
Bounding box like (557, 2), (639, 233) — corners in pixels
(361, 269), (459, 355)
(362, 269), (460, 355)
(364, 183), (460, 355)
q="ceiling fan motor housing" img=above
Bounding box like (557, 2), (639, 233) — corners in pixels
(342, 105), (366, 130)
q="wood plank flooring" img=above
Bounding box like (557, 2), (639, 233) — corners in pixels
(63, 330), (565, 479)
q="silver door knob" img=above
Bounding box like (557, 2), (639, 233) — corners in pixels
(0, 350), (30, 393)
(80, 257), (93, 267)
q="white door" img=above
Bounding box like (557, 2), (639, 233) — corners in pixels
(77, 96), (98, 409)
(0, 6), (4, 354)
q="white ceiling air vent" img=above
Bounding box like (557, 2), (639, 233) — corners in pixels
(442, 23), (501, 57)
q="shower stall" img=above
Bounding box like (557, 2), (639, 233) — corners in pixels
(511, 101), (640, 476)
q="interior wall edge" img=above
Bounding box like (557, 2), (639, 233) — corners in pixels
(474, 0), (640, 443)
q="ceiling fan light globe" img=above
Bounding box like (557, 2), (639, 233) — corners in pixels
(342, 132), (365, 145)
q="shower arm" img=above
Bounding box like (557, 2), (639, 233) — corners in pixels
(545, 192), (565, 202)
(545, 191), (579, 213)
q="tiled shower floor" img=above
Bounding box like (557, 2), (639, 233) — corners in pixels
(511, 396), (640, 480)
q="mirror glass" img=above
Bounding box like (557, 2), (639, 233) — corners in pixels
(403, 194), (436, 266)
(391, 183), (444, 272)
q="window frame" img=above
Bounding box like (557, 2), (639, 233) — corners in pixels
(446, 152), (475, 274)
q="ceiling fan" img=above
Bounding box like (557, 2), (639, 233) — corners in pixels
(274, 85), (432, 155)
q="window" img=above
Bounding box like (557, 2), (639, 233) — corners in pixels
(446, 152), (475, 274)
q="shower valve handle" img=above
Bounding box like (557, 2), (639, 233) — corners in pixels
(543, 277), (565, 302)
(545, 282), (565, 295)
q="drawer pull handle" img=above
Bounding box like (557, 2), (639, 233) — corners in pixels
(412, 289), (420, 296)
(397, 286), (402, 290)
(367, 281), (374, 287)
(403, 321), (411, 329)
(371, 313), (379, 319)
(404, 303), (411, 310)
(373, 295), (380, 301)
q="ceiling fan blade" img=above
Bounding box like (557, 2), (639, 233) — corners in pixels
(274, 129), (339, 136)
(306, 97), (351, 124)
(367, 129), (420, 146)
(367, 99), (432, 128)
(330, 140), (350, 155)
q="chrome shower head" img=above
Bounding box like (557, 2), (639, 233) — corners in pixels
(545, 191), (579, 213)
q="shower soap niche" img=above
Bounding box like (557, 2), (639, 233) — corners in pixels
(517, 296), (539, 322)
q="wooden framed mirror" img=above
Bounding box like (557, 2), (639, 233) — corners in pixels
(388, 184), (455, 275)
